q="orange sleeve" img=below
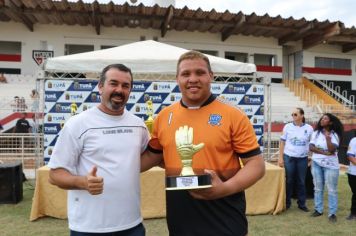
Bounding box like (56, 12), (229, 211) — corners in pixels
(231, 110), (260, 156)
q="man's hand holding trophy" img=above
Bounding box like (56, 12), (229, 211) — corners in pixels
(166, 125), (212, 190)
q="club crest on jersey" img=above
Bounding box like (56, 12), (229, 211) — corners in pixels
(208, 114), (222, 126)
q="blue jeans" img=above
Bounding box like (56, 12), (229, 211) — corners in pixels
(311, 161), (339, 216)
(283, 154), (308, 208)
(70, 223), (145, 236)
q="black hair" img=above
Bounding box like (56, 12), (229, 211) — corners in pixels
(99, 64), (133, 88)
(296, 107), (306, 123)
(315, 113), (344, 144)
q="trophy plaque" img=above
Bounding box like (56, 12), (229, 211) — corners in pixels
(144, 99), (154, 134)
(166, 126), (212, 190)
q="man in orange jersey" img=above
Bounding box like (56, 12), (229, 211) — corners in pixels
(141, 50), (265, 236)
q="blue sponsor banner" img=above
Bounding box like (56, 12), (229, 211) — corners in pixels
(44, 80), (265, 162)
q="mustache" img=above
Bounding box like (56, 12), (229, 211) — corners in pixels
(110, 92), (125, 100)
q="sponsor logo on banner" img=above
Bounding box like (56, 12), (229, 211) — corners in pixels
(132, 82), (150, 92)
(44, 124), (59, 134)
(148, 82), (175, 92)
(71, 81), (96, 91)
(211, 84), (227, 94)
(46, 80), (70, 91)
(243, 106), (254, 115)
(219, 94), (244, 105)
(253, 126), (264, 135)
(242, 95), (263, 105)
(45, 92), (63, 102)
(225, 84), (250, 94)
(139, 93), (168, 103)
(251, 115), (264, 125)
(46, 113), (68, 123)
(163, 93), (181, 103)
(248, 85), (264, 94)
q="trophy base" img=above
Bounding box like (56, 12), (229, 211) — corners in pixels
(165, 174), (212, 190)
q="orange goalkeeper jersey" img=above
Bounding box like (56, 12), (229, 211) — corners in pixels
(148, 95), (261, 179)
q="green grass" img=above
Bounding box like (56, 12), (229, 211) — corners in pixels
(1, 173), (354, 236)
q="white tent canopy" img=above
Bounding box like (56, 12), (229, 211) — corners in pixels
(43, 40), (256, 75)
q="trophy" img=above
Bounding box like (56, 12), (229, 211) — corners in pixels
(145, 99), (154, 134)
(166, 126), (212, 190)
(70, 102), (78, 116)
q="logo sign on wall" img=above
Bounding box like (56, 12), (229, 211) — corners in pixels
(43, 80), (264, 162)
(32, 50), (54, 65)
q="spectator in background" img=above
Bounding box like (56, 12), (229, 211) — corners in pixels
(14, 113), (30, 133)
(0, 123), (3, 132)
(0, 73), (7, 83)
(309, 113), (343, 223)
(11, 96), (20, 112)
(346, 137), (356, 220)
(29, 114), (38, 134)
(278, 108), (313, 212)
(30, 89), (39, 112)
(19, 97), (28, 112)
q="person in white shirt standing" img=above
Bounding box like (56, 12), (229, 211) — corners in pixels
(309, 113), (343, 223)
(346, 137), (356, 220)
(48, 64), (150, 236)
(278, 108), (313, 212)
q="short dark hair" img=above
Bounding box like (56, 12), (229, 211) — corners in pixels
(99, 64), (133, 87)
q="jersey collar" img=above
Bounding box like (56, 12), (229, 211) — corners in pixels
(180, 94), (216, 109)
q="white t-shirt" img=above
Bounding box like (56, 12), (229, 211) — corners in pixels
(48, 107), (150, 233)
(347, 137), (356, 175)
(310, 130), (340, 169)
(280, 122), (313, 157)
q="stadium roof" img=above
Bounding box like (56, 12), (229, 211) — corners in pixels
(0, 0), (356, 52)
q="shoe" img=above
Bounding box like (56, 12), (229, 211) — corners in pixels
(346, 214), (356, 220)
(311, 210), (323, 217)
(298, 206), (310, 212)
(328, 214), (337, 223)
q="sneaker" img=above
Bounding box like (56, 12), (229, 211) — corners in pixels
(311, 210), (323, 217)
(328, 214), (337, 223)
(346, 214), (356, 220)
(298, 206), (310, 212)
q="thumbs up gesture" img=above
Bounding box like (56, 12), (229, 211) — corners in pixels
(86, 166), (104, 195)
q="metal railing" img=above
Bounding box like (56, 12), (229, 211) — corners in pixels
(0, 133), (44, 169)
(303, 72), (354, 107)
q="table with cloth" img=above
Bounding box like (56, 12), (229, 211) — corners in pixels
(30, 162), (285, 221)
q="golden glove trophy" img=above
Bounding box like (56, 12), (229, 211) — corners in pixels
(166, 126), (212, 190)
(70, 102), (78, 116)
(145, 99), (154, 134)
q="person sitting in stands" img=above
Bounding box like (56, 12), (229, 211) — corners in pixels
(0, 73), (7, 83)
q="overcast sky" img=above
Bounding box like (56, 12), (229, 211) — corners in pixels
(82, 0), (356, 28)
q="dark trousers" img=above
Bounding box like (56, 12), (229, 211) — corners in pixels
(283, 154), (308, 208)
(348, 174), (356, 215)
(70, 223), (145, 236)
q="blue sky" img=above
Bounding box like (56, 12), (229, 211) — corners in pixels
(81, 0), (356, 28)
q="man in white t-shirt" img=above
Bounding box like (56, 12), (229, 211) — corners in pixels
(48, 64), (150, 236)
(346, 137), (356, 220)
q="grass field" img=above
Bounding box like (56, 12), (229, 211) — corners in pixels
(1, 173), (355, 236)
